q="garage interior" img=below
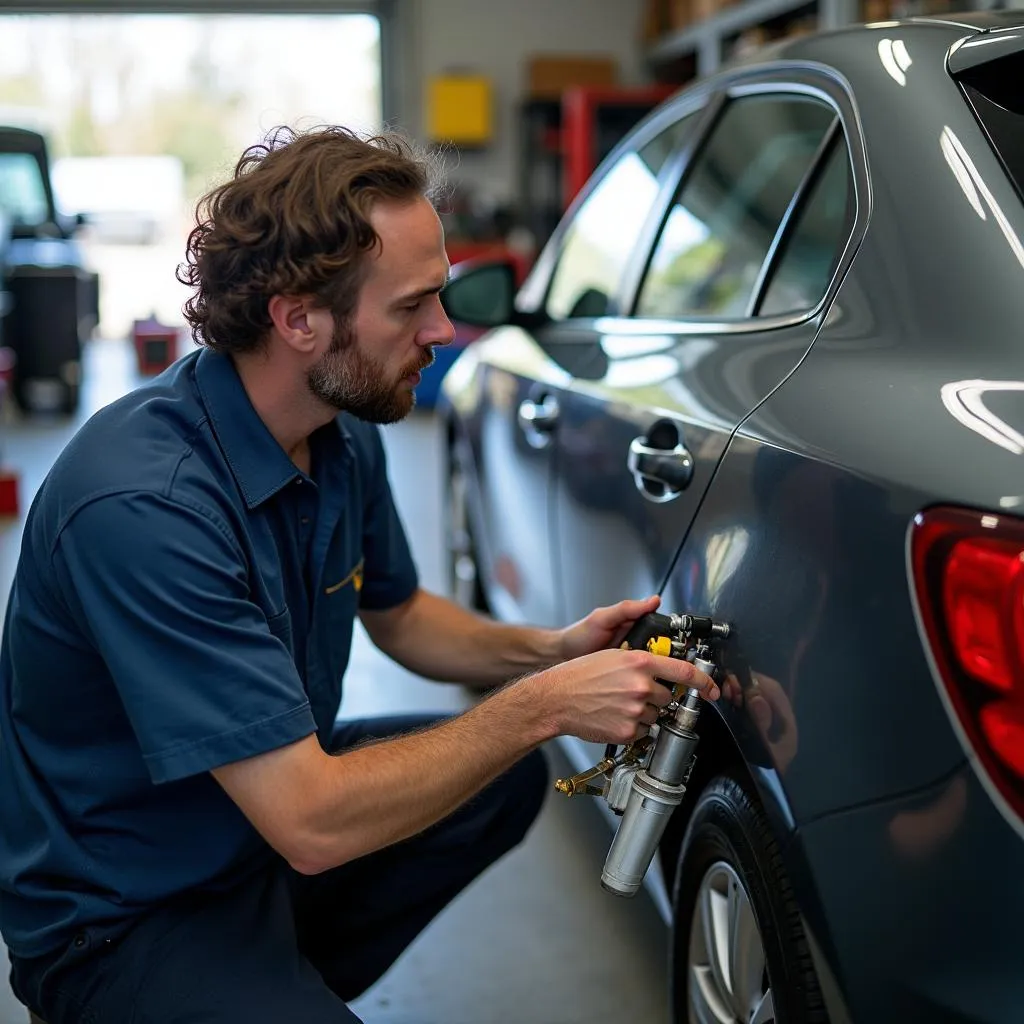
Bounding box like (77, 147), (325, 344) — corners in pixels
(0, 0), (1002, 1021)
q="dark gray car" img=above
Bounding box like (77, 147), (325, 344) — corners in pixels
(437, 12), (1024, 1024)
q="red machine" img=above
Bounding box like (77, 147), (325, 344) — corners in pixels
(561, 85), (678, 206)
(132, 316), (180, 376)
(0, 346), (19, 517)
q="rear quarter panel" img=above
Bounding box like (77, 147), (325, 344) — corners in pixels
(668, 14), (1024, 829)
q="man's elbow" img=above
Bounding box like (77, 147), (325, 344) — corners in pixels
(286, 850), (336, 876)
(278, 828), (353, 876)
(212, 736), (369, 875)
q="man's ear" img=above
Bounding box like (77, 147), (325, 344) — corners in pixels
(268, 294), (321, 354)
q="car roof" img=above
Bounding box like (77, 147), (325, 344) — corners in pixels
(717, 9), (1024, 72)
(906, 9), (1024, 31)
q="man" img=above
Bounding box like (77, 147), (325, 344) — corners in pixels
(0, 125), (718, 1023)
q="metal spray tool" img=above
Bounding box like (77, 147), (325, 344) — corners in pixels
(554, 611), (730, 897)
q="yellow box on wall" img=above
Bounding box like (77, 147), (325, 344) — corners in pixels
(427, 75), (493, 146)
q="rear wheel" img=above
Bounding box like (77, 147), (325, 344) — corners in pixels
(671, 775), (826, 1024)
(58, 380), (79, 416)
(444, 444), (488, 613)
(10, 374), (79, 416)
(10, 375), (30, 415)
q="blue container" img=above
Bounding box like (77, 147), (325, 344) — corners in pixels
(415, 340), (464, 409)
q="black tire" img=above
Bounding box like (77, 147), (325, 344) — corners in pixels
(9, 375), (79, 416)
(10, 375), (31, 415)
(443, 443), (488, 613)
(671, 775), (826, 1024)
(59, 380), (79, 416)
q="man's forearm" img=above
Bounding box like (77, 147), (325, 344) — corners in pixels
(359, 589), (562, 686)
(228, 677), (559, 874)
(215, 642), (713, 875)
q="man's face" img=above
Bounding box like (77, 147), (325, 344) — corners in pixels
(307, 196), (454, 423)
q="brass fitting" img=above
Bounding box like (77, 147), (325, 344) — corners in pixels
(554, 756), (615, 797)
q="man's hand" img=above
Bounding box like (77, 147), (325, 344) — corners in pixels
(557, 594), (662, 661)
(523, 647), (720, 746)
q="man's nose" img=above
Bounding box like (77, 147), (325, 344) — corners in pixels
(419, 298), (455, 348)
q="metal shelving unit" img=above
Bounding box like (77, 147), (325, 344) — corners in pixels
(647, 0), (861, 75)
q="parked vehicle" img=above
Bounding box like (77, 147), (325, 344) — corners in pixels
(437, 13), (1024, 1023)
(51, 154), (185, 246)
(0, 126), (99, 415)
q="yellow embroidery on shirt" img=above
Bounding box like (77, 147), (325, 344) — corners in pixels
(325, 558), (364, 595)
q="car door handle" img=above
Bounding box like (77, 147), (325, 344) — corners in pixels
(628, 437), (694, 498)
(518, 395), (560, 433)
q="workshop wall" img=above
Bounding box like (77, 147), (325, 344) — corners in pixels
(401, 0), (647, 207)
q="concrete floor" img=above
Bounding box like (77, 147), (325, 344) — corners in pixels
(0, 339), (674, 1024)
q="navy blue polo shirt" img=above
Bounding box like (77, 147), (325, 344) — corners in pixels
(0, 348), (419, 958)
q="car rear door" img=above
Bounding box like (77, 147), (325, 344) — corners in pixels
(544, 76), (858, 629)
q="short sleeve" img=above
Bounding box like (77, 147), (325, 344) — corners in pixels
(358, 427), (419, 611)
(52, 492), (317, 784)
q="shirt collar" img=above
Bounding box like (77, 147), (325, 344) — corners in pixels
(195, 348), (304, 509)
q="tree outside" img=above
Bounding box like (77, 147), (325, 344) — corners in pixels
(0, 13), (382, 340)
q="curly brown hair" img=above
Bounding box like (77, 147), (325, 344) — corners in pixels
(176, 125), (439, 354)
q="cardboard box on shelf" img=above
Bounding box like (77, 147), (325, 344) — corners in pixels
(692, 0), (732, 24)
(669, 0), (693, 29)
(782, 15), (818, 38)
(526, 55), (618, 98)
(731, 25), (770, 59)
(641, 0), (671, 43)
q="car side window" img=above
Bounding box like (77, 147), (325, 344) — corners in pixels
(0, 152), (49, 228)
(545, 113), (696, 321)
(758, 139), (853, 316)
(635, 95), (836, 320)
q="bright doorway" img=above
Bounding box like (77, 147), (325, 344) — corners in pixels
(0, 12), (382, 342)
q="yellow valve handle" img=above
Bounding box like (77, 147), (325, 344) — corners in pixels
(647, 635), (692, 700)
(647, 636), (672, 657)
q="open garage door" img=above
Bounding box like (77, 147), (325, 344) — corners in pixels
(0, 0), (388, 362)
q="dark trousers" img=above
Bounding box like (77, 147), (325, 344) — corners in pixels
(10, 714), (549, 1023)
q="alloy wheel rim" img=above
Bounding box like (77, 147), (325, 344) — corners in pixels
(446, 464), (479, 608)
(688, 861), (774, 1024)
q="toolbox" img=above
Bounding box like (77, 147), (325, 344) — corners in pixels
(4, 237), (98, 415)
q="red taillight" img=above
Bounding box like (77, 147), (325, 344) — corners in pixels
(913, 507), (1024, 820)
(979, 703), (1024, 778)
(943, 535), (1024, 691)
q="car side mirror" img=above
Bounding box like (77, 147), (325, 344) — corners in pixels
(441, 258), (516, 328)
(57, 212), (88, 237)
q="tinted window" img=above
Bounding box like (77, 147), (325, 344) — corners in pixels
(442, 263), (514, 326)
(759, 139), (853, 316)
(0, 152), (49, 227)
(636, 96), (836, 320)
(958, 53), (1024, 204)
(546, 114), (695, 321)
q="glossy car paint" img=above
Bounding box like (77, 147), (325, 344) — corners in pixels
(444, 325), (572, 626)
(439, 14), (1024, 1022)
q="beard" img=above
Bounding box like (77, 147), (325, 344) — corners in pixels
(307, 318), (434, 424)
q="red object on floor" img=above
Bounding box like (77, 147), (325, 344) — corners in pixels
(0, 470), (19, 518)
(132, 316), (180, 376)
(0, 347), (18, 518)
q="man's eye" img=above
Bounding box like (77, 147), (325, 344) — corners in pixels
(400, 301), (421, 313)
